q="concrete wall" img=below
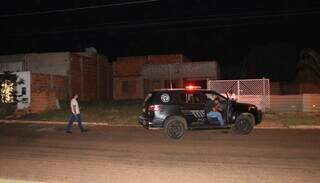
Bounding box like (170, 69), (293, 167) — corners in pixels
(113, 54), (189, 77)
(0, 54), (26, 72)
(142, 61), (219, 80)
(0, 52), (70, 76)
(302, 94), (320, 112)
(26, 53), (70, 76)
(270, 82), (320, 94)
(270, 94), (320, 112)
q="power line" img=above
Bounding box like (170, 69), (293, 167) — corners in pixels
(3, 8), (320, 37)
(0, 0), (159, 18)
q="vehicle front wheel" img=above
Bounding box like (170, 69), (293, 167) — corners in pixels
(164, 116), (186, 139)
(232, 114), (254, 135)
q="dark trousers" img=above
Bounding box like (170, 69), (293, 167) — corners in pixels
(66, 114), (84, 131)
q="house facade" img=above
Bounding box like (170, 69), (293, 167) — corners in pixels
(0, 52), (112, 113)
(113, 54), (219, 100)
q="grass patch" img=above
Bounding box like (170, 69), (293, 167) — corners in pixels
(20, 100), (143, 125)
(264, 111), (320, 126)
(17, 101), (320, 126)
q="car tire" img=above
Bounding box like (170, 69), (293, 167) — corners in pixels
(232, 114), (254, 135)
(164, 116), (186, 139)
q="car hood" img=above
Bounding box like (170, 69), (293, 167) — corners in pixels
(233, 102), (257, 111)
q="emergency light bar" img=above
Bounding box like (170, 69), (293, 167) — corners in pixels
(185, 85), (201, 90)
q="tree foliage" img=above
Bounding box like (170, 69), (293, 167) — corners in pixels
(297, 48), (320, 83)
(0, 71), (23, 119)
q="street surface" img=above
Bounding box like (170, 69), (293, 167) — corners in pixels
(0, 123), (320, 183)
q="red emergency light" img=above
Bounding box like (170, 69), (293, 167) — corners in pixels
(185, 85), (201, 90)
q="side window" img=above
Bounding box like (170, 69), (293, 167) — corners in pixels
(204, 93), (217, 101)
(186, 93), (204, 104)
(173, 92), (186, 104)
(205, 92), (227, 106)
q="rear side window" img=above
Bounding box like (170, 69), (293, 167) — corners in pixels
(144, 92), (155, 106)
(178, 92), (204, 104)
(146, 92), (180, 105)
(144, 93), (153, 103)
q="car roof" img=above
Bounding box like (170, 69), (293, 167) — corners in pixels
(152, 88), (227, 98)
(153, 88), (214, 92)
(152, 88), (226, 97)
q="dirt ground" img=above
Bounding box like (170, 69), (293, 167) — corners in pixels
(0, 123), (320, 183)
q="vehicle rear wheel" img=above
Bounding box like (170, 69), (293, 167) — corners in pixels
(164, 116), (186, 139)
(232, 114), (254, 135)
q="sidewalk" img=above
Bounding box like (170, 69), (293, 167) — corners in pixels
(255, 120), (320, 129)
(1, 119), (320, 129)
(255, 120), (286, 129)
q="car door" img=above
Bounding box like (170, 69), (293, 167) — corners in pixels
(179, 91), (206, 127)
(204, 91), (229, 125)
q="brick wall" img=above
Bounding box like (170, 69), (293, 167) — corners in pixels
(98, 55), (113, 100)
(113, 54), (191, 100)
(113, 54), (189, 77)
(83, 56), (98, 100)
(147, 54), (188, 64)
(30, 73), (67, 113)
(30, 91), (57, 113)
(113, 56), (147, 77)
(70, 54), (82, 98)
(113, 77), (143, 100)
(70, 53), (112, 101)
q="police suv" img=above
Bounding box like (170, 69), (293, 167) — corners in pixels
(139, 86), (262, 139)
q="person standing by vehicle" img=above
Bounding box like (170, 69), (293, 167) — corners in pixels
(227, 90), (237, 101)
(65, 94), (88, 133)
(205, 96), (224, 126)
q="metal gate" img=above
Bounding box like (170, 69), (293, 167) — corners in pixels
(207, 78), (270, 112)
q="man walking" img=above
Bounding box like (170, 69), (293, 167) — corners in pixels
(65, 94), (88, 133)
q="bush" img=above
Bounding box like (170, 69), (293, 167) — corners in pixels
(0, 103), (16, 119)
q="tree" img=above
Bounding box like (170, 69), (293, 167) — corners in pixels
(297, 48), (320, 83)
(0, 72), (24, 119)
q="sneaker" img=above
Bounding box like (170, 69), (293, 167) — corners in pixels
(65, 130), (72, 133)
(81, 129), (88, 133)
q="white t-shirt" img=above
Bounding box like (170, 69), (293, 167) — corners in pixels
(71, 98), (80, 114)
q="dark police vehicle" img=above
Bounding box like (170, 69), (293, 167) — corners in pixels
(139, 86), (262, 139)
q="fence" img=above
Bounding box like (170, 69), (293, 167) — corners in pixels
(207, 78), (270, 112)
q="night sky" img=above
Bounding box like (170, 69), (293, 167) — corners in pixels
(1, 0), (320, 81)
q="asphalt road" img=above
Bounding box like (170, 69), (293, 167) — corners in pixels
(0, 123), (319, 183)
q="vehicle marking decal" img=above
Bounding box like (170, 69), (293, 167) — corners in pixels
(161, 93), (170, 103)
(190, 110), (205, 118)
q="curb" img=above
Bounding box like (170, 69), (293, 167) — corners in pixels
(0, 120), (139, 127)
(255, 125), (320, 129)
(1, 120), (320, 129)
(288, 125), (320, 129)
(254, 126), (288, 129)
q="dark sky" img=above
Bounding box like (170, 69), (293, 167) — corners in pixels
(1, 0), (320, 81)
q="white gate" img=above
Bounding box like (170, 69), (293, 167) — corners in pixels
(207, 78), (270, 112)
